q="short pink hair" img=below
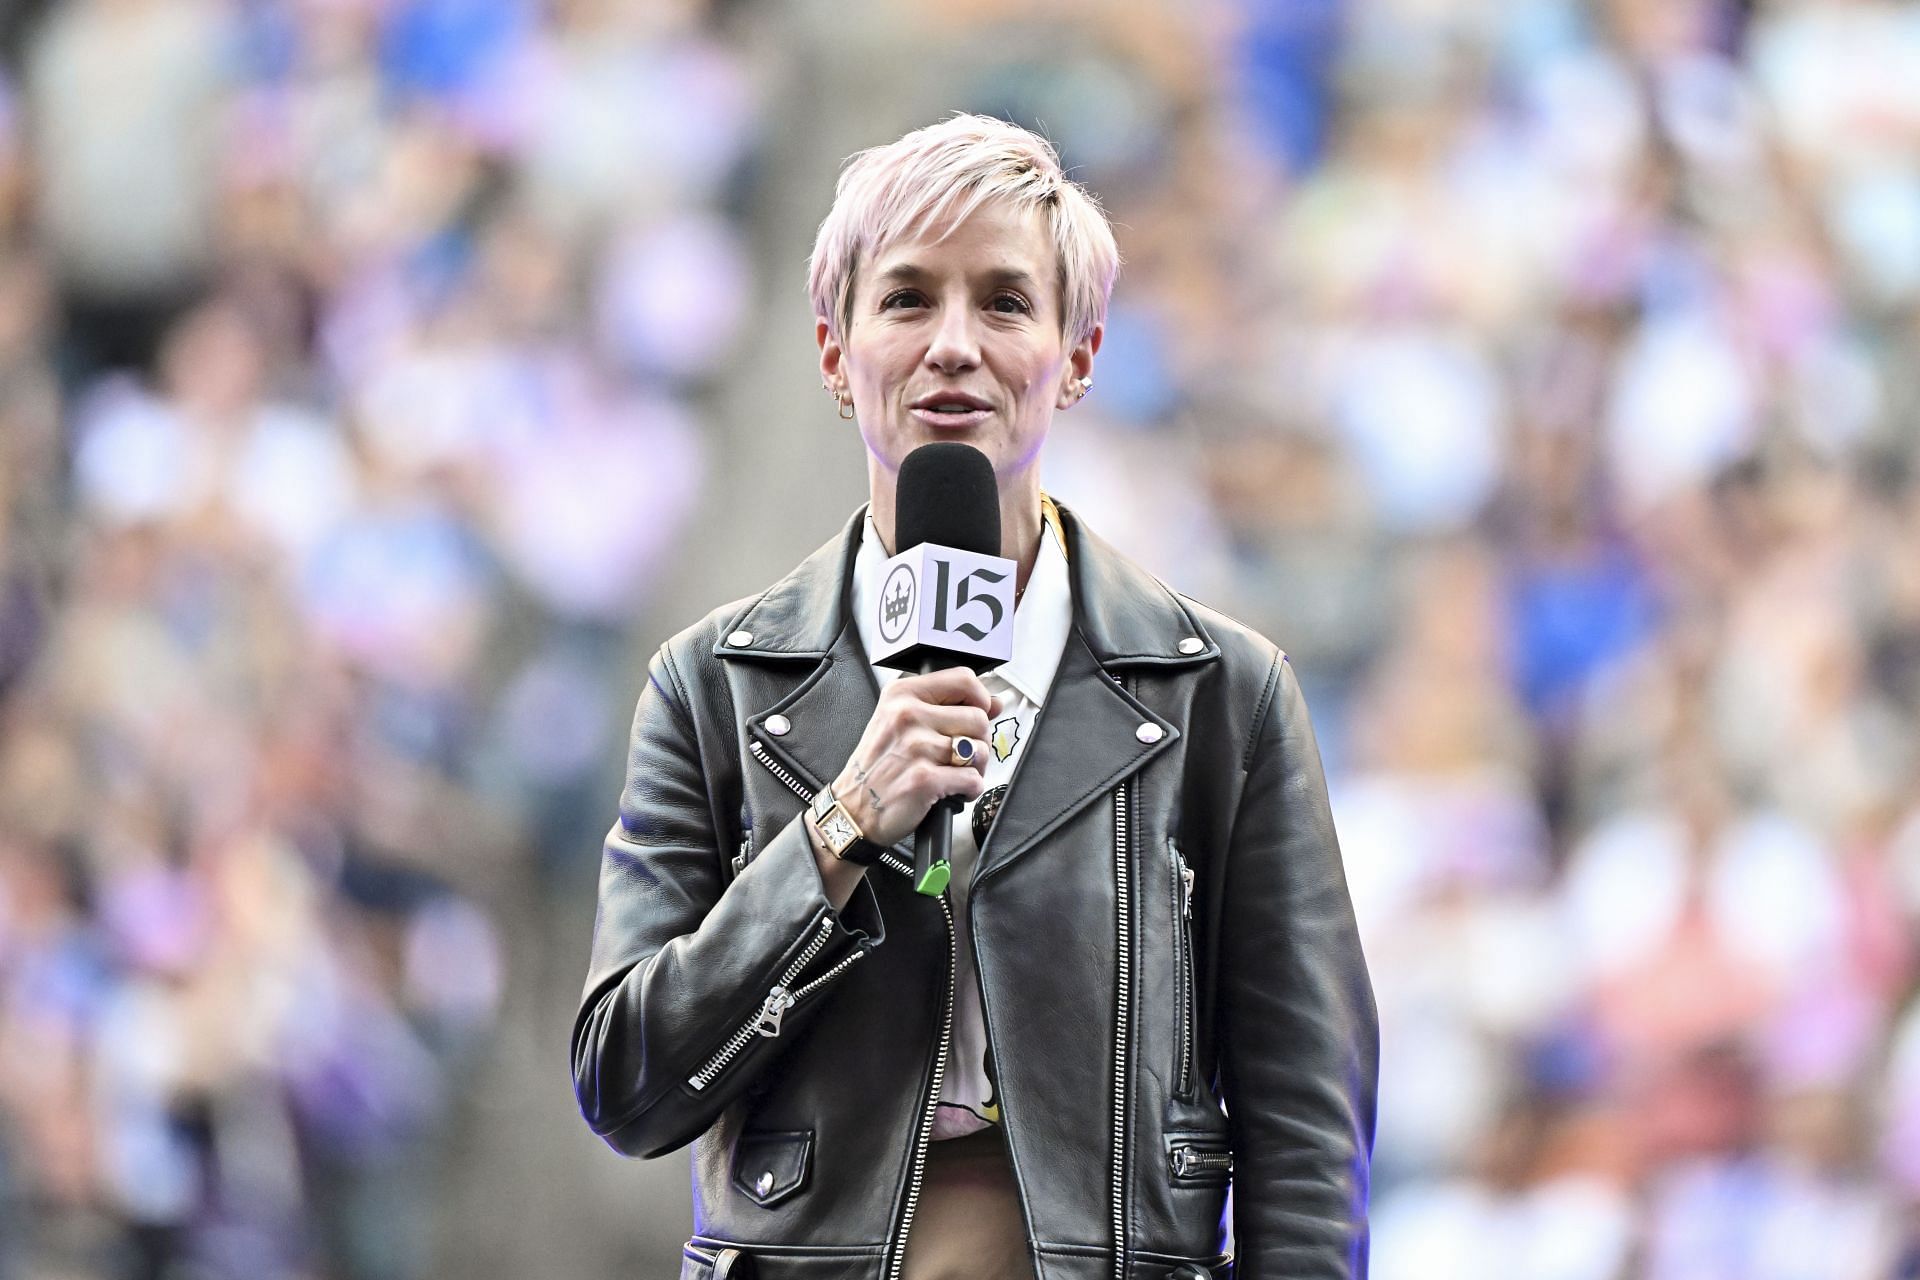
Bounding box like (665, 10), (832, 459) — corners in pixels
(807, 113), (1121, 347)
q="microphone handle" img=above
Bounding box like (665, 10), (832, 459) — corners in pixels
(912, 798), (958, 897)
(911, 654), (962, 897)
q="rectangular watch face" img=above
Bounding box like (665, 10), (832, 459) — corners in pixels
(820, 808), (860, 852)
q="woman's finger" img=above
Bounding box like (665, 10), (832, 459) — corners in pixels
(914, 702), (993, 743)
(897, 666), (993, 712)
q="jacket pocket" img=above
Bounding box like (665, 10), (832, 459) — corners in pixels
(1168, 838), (1197, 1100)
(1165, 1130), (1232, 1188)
(1136, 1253), (1235, 1280)
(730, 1128), (813, 1207)
(682, 1242), (756, 1278)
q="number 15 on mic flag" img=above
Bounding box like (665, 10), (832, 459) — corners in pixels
(871, 543), (1016, 674)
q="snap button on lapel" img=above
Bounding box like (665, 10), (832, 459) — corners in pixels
(765, 714), (791, 737)
(1136, 722), (1164, 744)
(727, 629), (754, 646)
(755, 1170), (775, 1197)
(1178, 637), (1204, 654)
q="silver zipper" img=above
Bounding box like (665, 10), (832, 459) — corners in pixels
(886, 890), (955, 1280)
(748, 737), (816, 808)
(1110, 773), (1133, 1280)
(748, 738), (915, 880)
(1170, 840), (1195, 1098)
(687, 913), (867, 1091)
(1168, 1144), (1232, 1179)
(747, 734), (960, 1276)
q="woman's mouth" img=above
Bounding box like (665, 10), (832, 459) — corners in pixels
(910, 404), (991, 429)
(910, 394), (992, 429)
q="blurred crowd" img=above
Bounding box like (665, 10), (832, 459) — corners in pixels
(0, 0), (739, 1276)
(1, 0), (1919, 1277)
(977, 0), (1920, 1276)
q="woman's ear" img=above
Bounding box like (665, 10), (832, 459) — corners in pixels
(817, 316), (846, 394)
(1056, 323), (1103, 409)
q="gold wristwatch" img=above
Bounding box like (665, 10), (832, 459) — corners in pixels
(808, 783), (881, 865)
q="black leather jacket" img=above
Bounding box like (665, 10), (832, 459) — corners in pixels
(572, 503), (1378, 1279)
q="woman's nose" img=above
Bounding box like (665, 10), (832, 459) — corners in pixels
(924, 305), (981, 373)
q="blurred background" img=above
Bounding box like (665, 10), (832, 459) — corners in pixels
(0, 0), (1916, 1276)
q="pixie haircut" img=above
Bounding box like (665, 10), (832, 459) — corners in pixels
(808, 113), (1120, 348)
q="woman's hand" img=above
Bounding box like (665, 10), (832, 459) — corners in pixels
(829, 668), (1000, 849)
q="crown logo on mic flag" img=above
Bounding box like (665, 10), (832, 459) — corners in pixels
(879, 565), (916, 643)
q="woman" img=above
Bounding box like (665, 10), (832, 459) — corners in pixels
(572, 113), (1377, 1280)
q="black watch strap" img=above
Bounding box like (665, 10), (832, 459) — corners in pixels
(835, 834), (884, 866)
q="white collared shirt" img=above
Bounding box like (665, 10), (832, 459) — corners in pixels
(850, 506), (1072, 1139)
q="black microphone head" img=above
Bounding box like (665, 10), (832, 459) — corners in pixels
(895, 443), (1000, 557)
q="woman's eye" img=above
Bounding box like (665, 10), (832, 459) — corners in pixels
(880, 290), (924, 310)
(990, 293), (1032, 315)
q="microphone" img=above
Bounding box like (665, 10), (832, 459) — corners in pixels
(872, 443), (1016, 896)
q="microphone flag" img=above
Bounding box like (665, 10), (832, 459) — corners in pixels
(870, 542), (1016, 672)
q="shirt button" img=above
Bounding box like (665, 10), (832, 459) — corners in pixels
(727, 629), (754, 646)
(1136, 722), (1164, 744)
(765, 714), (791, 737)
(1178, 637), (1204, 655)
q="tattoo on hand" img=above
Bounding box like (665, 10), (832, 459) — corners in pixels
(855, 745), (906, 818)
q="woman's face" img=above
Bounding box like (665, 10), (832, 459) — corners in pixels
(818, 200), (1099, 491)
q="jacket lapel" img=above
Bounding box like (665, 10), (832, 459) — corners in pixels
(741, 629), (878, 811)
(970, 626), (1170, 879)
(717, 509), (879, 809)
(971, 501), (1217, 883)
(714, 501), (1221, 882)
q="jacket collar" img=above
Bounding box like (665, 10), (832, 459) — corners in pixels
(712, 499), (1221, 669)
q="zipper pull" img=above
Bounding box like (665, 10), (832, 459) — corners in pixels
(1177, 851), (1195, 919)
(752, 985), (795, 1038)
(733, 807), (754, 876)
(1169, 1144), (1232, 1177)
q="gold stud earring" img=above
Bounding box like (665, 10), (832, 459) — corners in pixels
(1076, 376), (1093, 400)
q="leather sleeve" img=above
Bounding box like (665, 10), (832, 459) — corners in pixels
(570, 645), (884, 1159)
(1217, 655), (1378, 1277)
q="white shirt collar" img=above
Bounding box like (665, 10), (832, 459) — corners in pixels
(851, 507), (1073, 706)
